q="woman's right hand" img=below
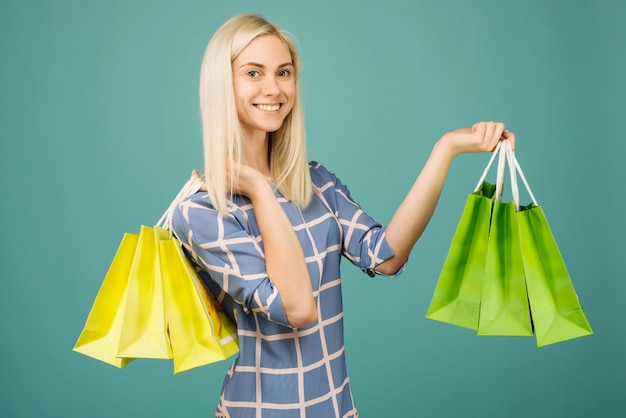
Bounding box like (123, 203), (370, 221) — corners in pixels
(191, 162), (270, 197)
(226, 161), (316, 327)
(226, 160), (271, 199)
(190, 169), (208, 192)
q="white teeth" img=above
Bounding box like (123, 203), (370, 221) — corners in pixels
(256, 104), (280, 111)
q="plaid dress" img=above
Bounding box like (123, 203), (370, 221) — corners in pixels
(173, 162), (403, 418)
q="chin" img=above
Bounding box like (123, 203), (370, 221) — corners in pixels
(263, 121), (288, 133)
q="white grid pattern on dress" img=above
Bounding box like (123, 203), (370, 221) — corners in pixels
(173, 162), (402, 418)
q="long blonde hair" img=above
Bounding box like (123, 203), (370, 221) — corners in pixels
(199, 13), (312, 214)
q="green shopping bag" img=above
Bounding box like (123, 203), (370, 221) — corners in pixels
(477, 200), (533, 336)
(425, 186), (493, 330)
(477, 141), (533, 336)
(517, 205), (592, 346)
(426, 143), (502, 330)
(507, 142), (592, 347)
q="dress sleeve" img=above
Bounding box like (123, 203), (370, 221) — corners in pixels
(172, 194), (292, 327)
(312, 162), (406, 277)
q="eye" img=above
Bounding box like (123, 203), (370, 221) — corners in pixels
(246, 70), (261, 78)
(277, 69), (291, 77)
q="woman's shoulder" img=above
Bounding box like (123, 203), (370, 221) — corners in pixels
(175, 192), (246, 224)
(179, 191), (216, 211)
(308, 161), (356, 205)
(181, 190), (249, 212)
(173, 192), (216, 227)
(173, 191), (249, 237)
(308, 161), (339, 186)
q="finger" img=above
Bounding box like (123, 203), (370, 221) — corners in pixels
(494, 122), (505, 140)
(492, 122), (505, 147)
(483, 121), (497, 149)
(473, 121), (486, 139)
(502, 130), (516, 150)
(191, 169), (205, 182)
(481, 121), (504, 150)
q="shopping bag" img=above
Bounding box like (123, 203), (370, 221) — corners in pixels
(507, 142), (592, 347)
(74, 173), (240, 371)
(477, 200), (533, 336)
(518, 206), (593, 346)
(74, 226), (172, 365)
(73, 233), (138, 368)
(425, 189), (492, 329)
(426, 143), (503, 330)
(160, 238), (239, 374)
(116, 225), (173, 359)
(477, 143), (533, 336)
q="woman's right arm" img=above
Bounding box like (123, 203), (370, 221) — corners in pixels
(239, 171), (317, 327)
(174, 165), (317, 328)
(229, 163), (317, 328)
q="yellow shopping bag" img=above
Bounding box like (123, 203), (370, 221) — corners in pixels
(74, 173), (239, 372)
(160, 236), (239, 374)
(73, 233), (138, 368)
(116, 225), (173, 359)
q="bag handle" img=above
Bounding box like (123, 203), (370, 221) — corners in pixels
(505, 140), (520, 210)
(494, 138), (508, 201)
(503, 140), (538, 210)
(473, 140), (504, 193)
(156, 172), (205, 235)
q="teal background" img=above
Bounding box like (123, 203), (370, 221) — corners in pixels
(1, 0), (624, 416)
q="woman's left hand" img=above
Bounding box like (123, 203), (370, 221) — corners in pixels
(441, 121), (515, 156)
(376, 120), (515, 275)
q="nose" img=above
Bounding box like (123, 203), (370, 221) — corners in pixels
(262, 75), (280, 96)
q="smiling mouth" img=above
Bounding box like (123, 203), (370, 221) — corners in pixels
(255, 104), (281, 112)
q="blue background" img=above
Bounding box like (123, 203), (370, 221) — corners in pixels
(1, 1), (624, 416)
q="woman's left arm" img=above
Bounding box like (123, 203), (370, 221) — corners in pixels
(375, 121), (515, 275)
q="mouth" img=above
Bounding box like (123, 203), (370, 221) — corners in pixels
(254, 103), (281, 112)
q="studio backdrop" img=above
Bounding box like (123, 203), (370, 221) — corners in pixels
(1, 1), (624, 417)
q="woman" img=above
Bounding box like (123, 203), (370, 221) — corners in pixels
(172, 13), (514, 418)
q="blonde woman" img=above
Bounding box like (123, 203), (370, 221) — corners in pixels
(173, 13), (515, 418)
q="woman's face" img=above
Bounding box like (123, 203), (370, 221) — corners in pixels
(232, 35), (296, 142)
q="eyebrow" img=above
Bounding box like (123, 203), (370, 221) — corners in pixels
(238, 62), (294, 69)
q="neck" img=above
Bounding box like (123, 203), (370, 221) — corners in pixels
(243, 132), (271, 177)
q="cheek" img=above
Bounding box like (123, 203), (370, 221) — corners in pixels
(284, 84), (296, 104)
(233, 79), (252, 101)
(284, 100), (295, 114)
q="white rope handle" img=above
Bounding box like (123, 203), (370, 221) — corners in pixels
(503, 141), (538, 209)
(474, 140), (503, 192)
(494, 139), (508, 201)
(503, 140), (520, 210)
(156, 173), (205, 234)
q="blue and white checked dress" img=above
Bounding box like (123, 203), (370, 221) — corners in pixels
(173, 162), (404, 418)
